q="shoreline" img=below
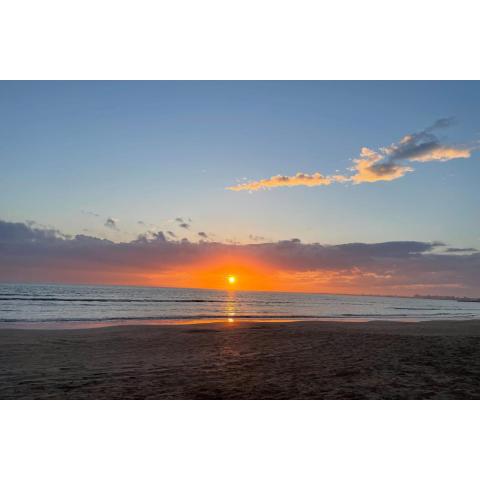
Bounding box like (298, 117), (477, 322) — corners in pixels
(2, 320), (480, 399)
(1, 316), (480, 331)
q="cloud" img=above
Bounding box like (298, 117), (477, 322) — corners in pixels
(138, 220), (161, 230)
(167, 231), (177, 238)
(81, 210), (100, 217)
(426, 117), (456, 131)
(1, 220), (480, 295)
(227, 119), (474, 191)
(104, 217), (119, 230)
(175, 217), (192, 224)
(134, 231), (167, 243)
(175, 217), (192, 229)
(400, 145), (470, 163)
(249, 234), (267, 242)
(228, 172), (344, 191)
(349, 147), (414, 184)
(384, 119), (471, 163)
(198, 231), (208, 239)
(0, 220), (67, 243)
(445, 247), (478, 253)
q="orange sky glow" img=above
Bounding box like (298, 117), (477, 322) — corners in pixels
(79, 256), (396, 295)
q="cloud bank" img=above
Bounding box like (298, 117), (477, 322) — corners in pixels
(1, 220), (479, 296)
(228, 119), (473, 191)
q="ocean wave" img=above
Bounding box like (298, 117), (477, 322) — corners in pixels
(390, 306), (453, 311)
(0, 296), (294, 304)
(1, 312), (477, 323)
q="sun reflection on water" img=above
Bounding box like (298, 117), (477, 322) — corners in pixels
(225, 289), (236, 323)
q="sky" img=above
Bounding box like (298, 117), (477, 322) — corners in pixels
(1, 81), (479, 295)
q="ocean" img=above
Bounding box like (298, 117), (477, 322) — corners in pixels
(1, 283), (480, 329)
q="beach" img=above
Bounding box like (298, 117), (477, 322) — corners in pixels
(2, 320), (480, 399)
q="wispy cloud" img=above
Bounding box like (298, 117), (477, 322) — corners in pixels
(81, 210), (100, 217)
(385, 118), (470, 163)
(104, 217), (119, 230)
(249, 234), (267, 242)
(229, 173), (343, 191)
(227, 119), (474, 191)
(175, 217), (192, 230)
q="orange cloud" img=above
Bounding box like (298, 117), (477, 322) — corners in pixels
(227, 172), (339, 191)
(349, 147), (413, 184)
(227, 119), (473, 191)
(407, 145), (471, 162)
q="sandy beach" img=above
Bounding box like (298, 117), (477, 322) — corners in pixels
(1, 320), (480, 399)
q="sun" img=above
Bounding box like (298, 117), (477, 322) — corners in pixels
(227, 275), (237, 285)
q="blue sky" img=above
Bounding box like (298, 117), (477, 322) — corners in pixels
(1, 81), (479, 248)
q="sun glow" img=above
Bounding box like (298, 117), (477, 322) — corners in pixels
(144, 256), (277, 291)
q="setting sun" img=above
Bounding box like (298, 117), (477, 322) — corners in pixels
(227, 275), (237, 285)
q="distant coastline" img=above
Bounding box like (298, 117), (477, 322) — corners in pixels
(413, 295), (480, 303)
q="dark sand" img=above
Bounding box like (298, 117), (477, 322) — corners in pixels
(2, 320), (480, 399)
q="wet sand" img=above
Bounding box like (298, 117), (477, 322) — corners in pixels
(2, 320), (480, 399)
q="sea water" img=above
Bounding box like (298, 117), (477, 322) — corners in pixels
(1, 283), (479, 328)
